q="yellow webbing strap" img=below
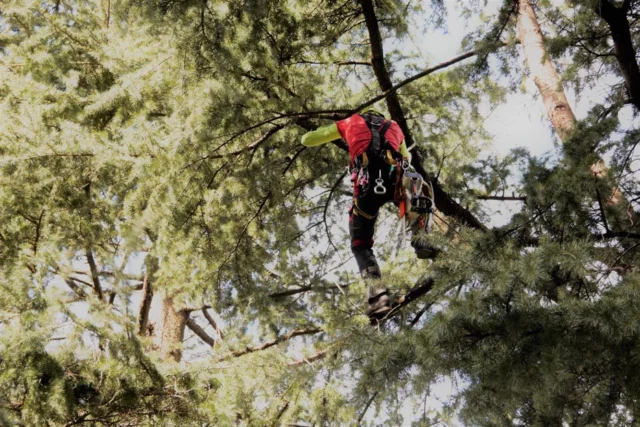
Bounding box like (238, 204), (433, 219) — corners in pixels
(385, 150), (396, 165)
(353, 202), (376, 220)
(361, 152), (369, 168)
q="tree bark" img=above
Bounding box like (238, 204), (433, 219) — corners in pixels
(517, 0), (577, 142)
(593, 0), (640, 109)
(159, 294), (187, 362)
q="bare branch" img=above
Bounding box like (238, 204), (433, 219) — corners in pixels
(269, 281), (355, 299)
(215, 328), (323, 362)
(85, 249), (104, 301)
(199, 124), (285, 162)
(185, 317), (216, 347)
(357, 393), (378, 426)
(353, 45), (504, 113)
(203, 308), (224, 339)
(287, 347), (331, 367)
(476, 195), (527, 201)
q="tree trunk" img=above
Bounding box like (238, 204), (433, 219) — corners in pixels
(359, 0), (486, 231)
(517, 0), (577, 142)
(594, 0), (640, 110)
(516, 0), (629, 207)
(159, 294), (187, 362)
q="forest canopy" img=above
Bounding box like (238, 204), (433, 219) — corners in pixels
(0, 0), (639, 425)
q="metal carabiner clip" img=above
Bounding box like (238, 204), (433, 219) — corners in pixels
(373, 170), (386, 195)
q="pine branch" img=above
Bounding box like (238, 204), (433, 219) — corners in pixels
(215, 328), (323, 362)
(217, 190), (273, 285)
(323, 171), (348, 254)
(353, 44), (505, 113)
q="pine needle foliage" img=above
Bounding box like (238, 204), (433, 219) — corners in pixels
(0, 0), (639, 425)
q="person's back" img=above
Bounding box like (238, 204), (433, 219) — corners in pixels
(301, 108), (433, 321)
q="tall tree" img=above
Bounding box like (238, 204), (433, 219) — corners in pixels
(1, 0), (639, 425)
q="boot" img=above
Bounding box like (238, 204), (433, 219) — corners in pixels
(366, 287), (391, 319)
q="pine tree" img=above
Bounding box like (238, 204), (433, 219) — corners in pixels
(0, 0), (639, 425)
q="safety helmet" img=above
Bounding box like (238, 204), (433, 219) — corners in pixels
(360, 107), (385, 117)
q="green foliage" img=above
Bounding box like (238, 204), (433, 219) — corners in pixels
(0, 0), (639, 425)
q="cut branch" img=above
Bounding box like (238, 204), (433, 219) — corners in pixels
(378, 277), (435, 323)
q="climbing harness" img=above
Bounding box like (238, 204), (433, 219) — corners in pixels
(362, 113), (393, 159)
(349, 113), (436, 246)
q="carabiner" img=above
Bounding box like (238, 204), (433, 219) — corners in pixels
(373, 170), (386, 195)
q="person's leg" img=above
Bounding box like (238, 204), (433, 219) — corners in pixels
(350, 159), (396, 318)
(349, 206), (391, 318)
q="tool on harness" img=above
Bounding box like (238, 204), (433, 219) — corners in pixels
(374, 170), (386, 195)
(403, 170), (433, 215)
(398, 165), (435, 245)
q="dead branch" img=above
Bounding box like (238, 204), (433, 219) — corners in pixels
(185, 317), (216, 347)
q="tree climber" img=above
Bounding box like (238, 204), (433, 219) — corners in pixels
(301, 108), (435, 320)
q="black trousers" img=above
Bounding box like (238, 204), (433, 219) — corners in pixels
(349, 158), (398, 279)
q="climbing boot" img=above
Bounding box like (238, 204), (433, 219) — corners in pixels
(367, 287), (392, 319)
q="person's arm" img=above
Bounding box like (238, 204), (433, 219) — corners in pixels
(301, 123), (341, 147)
(398, 141), (412, 163)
